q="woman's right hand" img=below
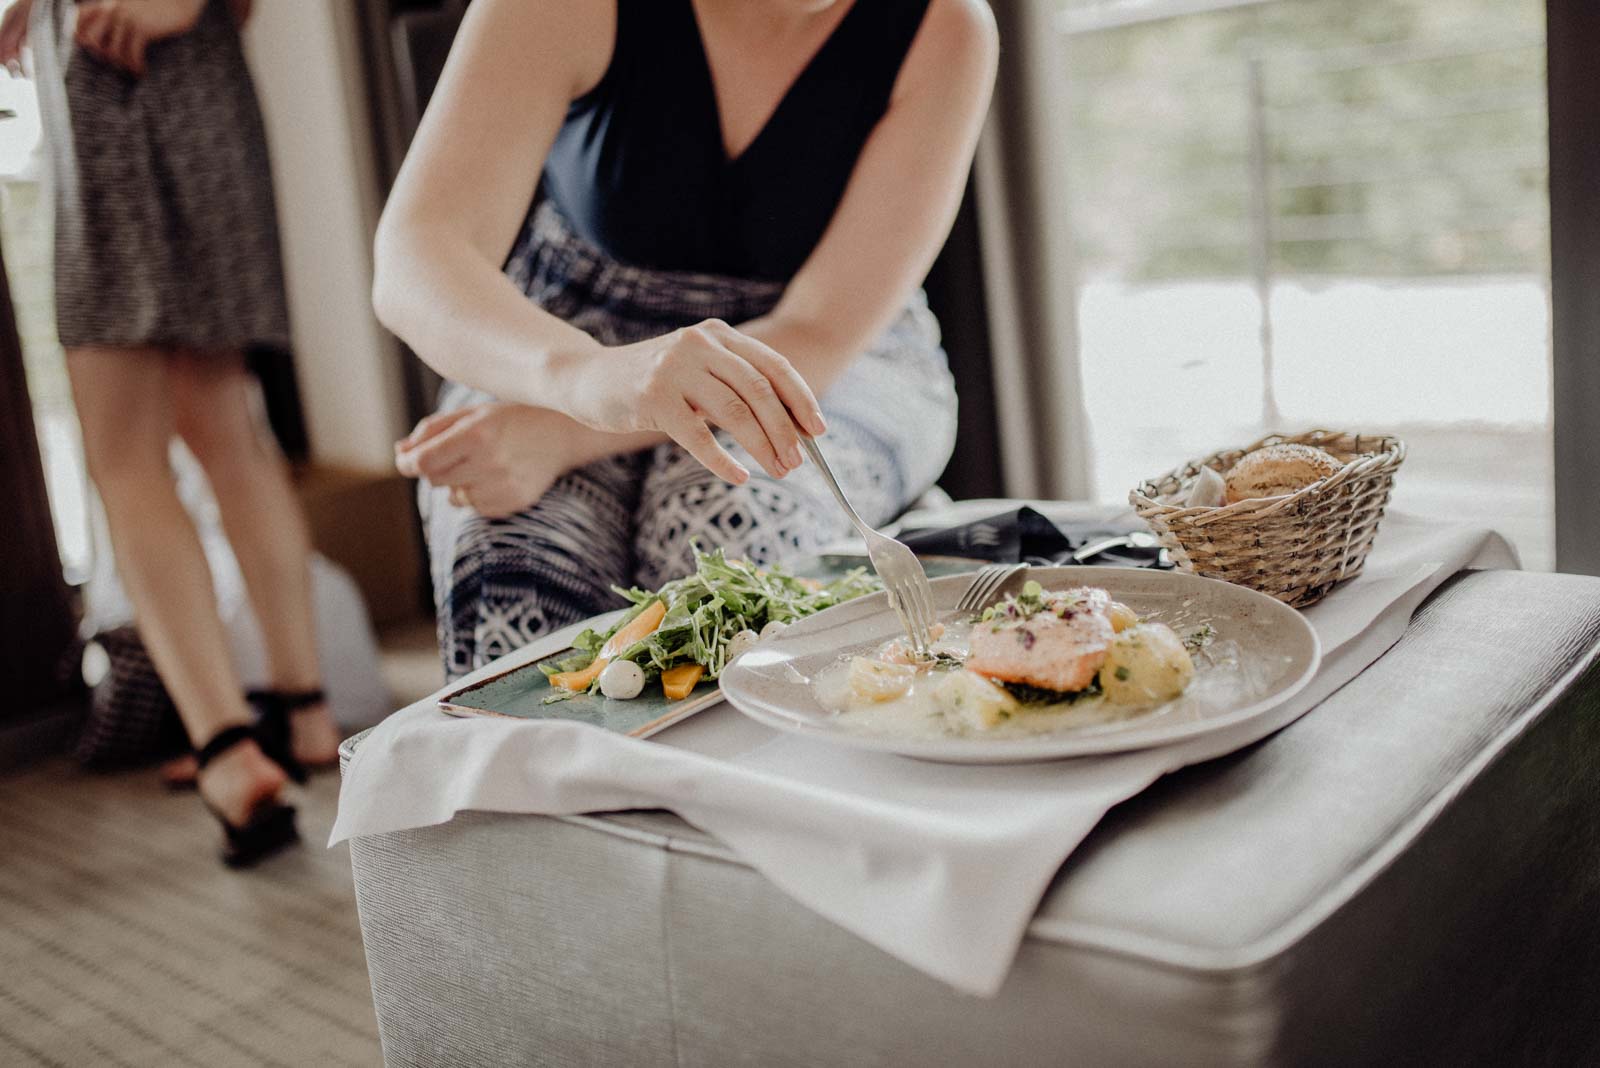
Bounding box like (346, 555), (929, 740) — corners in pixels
(0, 0), (34, 75)
(73, 0), (207, 77)
(582, 318), (828, 485)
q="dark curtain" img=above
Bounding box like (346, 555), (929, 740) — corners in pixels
(924, 176), (1004, 499)
(0, 243), (78, 716)
(1548, 0), (1600, 576)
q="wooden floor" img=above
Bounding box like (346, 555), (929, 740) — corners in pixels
(0, 759), (382, 1067)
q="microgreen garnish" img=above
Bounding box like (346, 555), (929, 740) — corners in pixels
(542, 546), (881, 695)
(979, 581), (1088, 628)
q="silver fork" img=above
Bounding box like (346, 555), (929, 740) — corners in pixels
(801, 436), (936, 657)
(955, 562), (1029, 616)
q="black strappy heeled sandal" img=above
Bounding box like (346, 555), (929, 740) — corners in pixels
(246, 688), (328, 784)
(195, 724), (299, 869)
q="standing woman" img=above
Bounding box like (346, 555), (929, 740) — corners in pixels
(0, 0), (340, 865)
(381, 0), (997, 679)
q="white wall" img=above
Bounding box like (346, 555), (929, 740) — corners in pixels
(243, 0), (405, 471)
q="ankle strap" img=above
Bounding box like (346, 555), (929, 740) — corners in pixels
(196, 724), (257, 770)
(246, 688), (326, 712)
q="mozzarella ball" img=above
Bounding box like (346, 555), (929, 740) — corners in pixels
(760, 619), (789, 640)
(1100, 623), (1195, 705)
(598, 660), (646, 700)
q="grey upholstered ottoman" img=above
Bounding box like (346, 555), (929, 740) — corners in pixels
(342, 570), (1600, 1067)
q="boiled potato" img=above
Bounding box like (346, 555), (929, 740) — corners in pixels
(848, 657), (917, 702)
(1100, 623), (1194, 704)
(932, 669), (1019, 731)
(1106, 601), (1139, 633)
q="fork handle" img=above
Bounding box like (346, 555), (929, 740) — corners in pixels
(801, 437), (875, 544)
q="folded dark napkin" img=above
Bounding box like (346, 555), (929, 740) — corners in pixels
(897, 506), (1170, 569)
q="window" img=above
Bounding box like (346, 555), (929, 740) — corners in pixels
(1056, 0), (1553, 568)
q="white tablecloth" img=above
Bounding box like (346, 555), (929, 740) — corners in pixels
(331, 511), (1516, 996)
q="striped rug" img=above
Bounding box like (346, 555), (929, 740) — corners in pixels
(0, 760), (381, 1067)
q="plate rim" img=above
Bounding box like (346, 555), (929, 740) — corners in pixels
(718, 565), (1323, 762)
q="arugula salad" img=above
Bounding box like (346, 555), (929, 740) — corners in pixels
(540, 548), (880, 703)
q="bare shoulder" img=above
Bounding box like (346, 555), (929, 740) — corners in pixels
(922, 0), (1000, 51)
(895, 0), (999, 99)
(455, 0), (615, 100)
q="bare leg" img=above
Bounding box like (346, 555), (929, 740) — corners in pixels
(66, 346), (286, 825)
(170, 349), (339, 764)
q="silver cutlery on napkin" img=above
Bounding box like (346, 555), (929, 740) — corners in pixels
(1069, 531), (1162, 564)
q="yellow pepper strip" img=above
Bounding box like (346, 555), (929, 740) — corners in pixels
(660, 663), (705, 701)
(549, 600), (667, 692)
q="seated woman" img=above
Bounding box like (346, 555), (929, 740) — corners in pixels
(376, 0), (997, 678)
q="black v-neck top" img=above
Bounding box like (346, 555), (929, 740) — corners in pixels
(541, 0), (933, 282)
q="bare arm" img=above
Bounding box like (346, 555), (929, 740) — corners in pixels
(372, 0), (605, 406)
(740, 0), (998, 390)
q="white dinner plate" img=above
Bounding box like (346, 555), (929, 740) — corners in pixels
(718, 566), (1321, 763)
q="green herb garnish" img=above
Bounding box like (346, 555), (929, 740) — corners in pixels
(1001, 676), (1103, 706)
(549, 546), (882, 696)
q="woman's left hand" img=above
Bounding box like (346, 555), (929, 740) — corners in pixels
(395, 402), (575, 519)
(74, 0), (207, 77)
(0, 0), (35, 76)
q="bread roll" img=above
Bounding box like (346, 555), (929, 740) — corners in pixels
(1223, 443), (1342, 504)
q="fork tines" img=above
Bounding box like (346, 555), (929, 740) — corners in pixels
(887, 577), (936, 657)
(955, 562), (1027, 616)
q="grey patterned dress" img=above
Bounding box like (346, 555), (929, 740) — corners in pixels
(30, 0), (290, 351)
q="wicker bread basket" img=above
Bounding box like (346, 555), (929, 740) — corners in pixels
(1129, 430), (1406, 608)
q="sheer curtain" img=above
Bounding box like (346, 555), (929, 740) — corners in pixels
(980, 0), (1570, 572)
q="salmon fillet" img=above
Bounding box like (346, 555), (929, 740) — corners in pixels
(967, 586), (1114, 692)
